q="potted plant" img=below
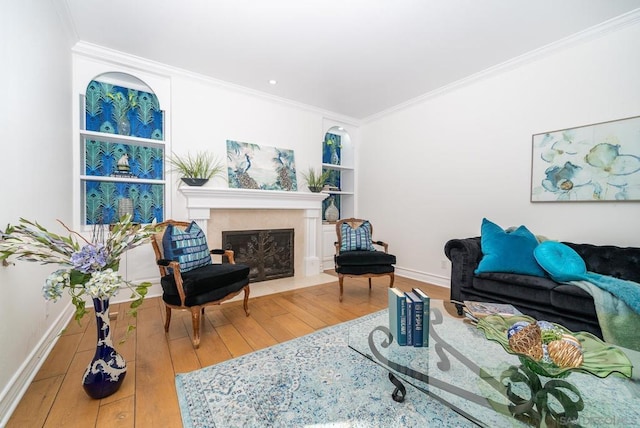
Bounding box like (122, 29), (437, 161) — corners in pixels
(301, 167), (331, 192)
(168, 151), (225, 186)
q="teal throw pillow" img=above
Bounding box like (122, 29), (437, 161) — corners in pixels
(475, 218), (546, 277)
(534, 241), (587, 282)
(162, 222), (212, 273)
(340, 221), (375, 252)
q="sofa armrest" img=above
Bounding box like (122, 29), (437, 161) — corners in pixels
(444, 237), (482, 302)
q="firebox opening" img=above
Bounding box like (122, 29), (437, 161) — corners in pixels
(222, 228), (294, 283)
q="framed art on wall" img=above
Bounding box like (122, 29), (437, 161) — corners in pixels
(226, 140), (297, 191)
(531, 115), (640, 202)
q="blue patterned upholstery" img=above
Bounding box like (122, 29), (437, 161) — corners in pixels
(340, 221), (375, 252)
(162, 221), (211, 273)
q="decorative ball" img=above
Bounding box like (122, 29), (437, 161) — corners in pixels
(508, 322), (544, 361)
(547, 336), (584, 368)
(507, 321), (530, 339)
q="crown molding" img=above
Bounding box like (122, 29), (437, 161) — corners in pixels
(52, 0), (79, 45)
(71, 42), (361, 127)
(363, 8), (640, 123)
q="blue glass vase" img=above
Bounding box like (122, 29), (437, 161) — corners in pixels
(82, 298), (127, 399)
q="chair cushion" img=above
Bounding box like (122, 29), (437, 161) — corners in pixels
(475, 218), (546, 277)
(336, 264), (395, 275)
(162, 221), (211, 273)
(340, 221), (375, 251)
(336, 250), (396, 266)
(161, 263), (250, 307)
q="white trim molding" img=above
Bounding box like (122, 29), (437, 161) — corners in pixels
(179, 187), (329, 276)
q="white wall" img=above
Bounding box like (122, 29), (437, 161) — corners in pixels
(0, 1), (74, 422)
(69, 48), (358, 292)
(359, 22), (640, 287)
(169, 75), (327, 220)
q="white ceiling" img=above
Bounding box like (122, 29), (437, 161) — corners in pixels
(62, 0), (640, 120)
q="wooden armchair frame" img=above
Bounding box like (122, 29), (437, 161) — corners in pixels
(151, 220), (250, 348)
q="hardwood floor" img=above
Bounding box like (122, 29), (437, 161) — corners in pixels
(7, 275), (450, 427)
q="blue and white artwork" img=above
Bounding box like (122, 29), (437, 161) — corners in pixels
(226, 140), (297, 191)
(531, 116), (640, 202)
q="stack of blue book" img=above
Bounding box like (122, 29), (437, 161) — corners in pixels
(388, 287), (430, 347)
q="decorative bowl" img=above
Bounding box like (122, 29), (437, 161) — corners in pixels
(476, 314), (633, 379)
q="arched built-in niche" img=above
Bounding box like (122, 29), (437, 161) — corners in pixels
(79, 71), (166, 225)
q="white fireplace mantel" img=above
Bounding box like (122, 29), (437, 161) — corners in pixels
(179, 187), (329, 276)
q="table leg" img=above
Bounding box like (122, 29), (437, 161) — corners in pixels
(389, 372), (406, 402)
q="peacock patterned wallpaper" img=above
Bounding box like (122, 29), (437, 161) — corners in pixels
(322, 133), (341, 220)
(84, 80), (165, 224)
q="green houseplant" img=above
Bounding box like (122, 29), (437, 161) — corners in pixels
(168, 151), (225, 186)
(301, 167), (331, 192)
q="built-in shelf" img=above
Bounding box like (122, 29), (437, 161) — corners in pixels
(321, 163), (353, 171)
(80, 175), (165, 185)
(80, 130), (165, 148)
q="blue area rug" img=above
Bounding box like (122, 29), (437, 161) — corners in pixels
(175, 311), (475, 427)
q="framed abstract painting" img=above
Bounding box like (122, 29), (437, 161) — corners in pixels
(531, 115), (640, 202)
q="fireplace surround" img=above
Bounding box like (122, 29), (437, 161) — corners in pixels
(178, 187), (328, 277)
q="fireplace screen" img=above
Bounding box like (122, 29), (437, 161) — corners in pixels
(222, 228), (294, 282)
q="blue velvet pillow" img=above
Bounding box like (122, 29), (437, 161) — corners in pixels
(534, 241), (587, 282)
(475, 218), (546, 277)
(162, 222), (212, 273)
(340, 221), (375, 252)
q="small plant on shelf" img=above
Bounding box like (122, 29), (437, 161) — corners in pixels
(301, 168), (331, 193)
(168, 151), (225, 186)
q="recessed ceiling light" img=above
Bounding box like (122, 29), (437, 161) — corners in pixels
(338, 127), (344, 131)
(269, 79), (277, 85)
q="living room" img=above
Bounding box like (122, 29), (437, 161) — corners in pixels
(2, 1), (640, 426)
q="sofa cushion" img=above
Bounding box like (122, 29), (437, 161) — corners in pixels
(550, 284), (597, 317)
(473, 272), (556, 305)
(336, 250), (396, 266)
(475, 218), (546, 277)
(161, 263), (250, 306)
(534, 241), (587, 282)
(340, 221), (375, 251)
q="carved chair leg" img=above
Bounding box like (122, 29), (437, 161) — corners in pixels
(164, 305), (172, 332)
(338, 275), (344, 302)
(191, 307), (201, 349)
(243, 286), (251, 316)
(389, 272), (395, 287)
(368, 278), (372, 289)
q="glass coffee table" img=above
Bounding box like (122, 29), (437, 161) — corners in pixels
(348, 300), (640, 427)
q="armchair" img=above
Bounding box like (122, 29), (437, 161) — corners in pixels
(334, 218), (396, 301)
(151, 220), (250, 348)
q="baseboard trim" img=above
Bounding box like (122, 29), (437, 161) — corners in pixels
(395, 266), (451, 289)
(0, 303), (74, 426)
(0, 279), (163, 425)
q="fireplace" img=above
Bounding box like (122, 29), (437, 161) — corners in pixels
(178, 187), (328, 278)
(223, 228), (294, 282)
